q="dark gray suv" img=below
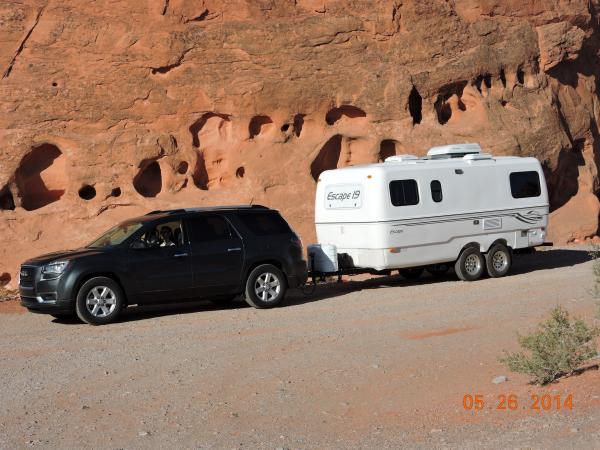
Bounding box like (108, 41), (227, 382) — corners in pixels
(19, 205), (308, 325)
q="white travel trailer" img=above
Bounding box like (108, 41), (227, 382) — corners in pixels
(313, 144), (549, 281)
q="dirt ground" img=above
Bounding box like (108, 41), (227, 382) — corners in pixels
(1, 247), (599, 449)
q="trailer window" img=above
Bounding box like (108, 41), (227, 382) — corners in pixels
(430, 180), (443, 202)
(509, 171), (541, 198)
(389, 180), (419, 206)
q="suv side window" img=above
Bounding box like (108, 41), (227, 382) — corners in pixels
(188, 215), (233, 243)
(133, 220), (185, 248)
(237, 211), (291, 236)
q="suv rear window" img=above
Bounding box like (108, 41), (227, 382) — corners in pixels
(237, 211), (291, 236)
(509, 171), (541, 198)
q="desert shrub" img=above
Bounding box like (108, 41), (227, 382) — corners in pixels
(589, 244), (600, 299)
(500, 306), (599, 385)
(0, 287), (19, 302)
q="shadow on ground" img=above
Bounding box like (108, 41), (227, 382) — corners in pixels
(51, 248), (592, 325)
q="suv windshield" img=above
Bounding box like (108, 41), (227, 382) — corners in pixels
(87, 221), (144, 248)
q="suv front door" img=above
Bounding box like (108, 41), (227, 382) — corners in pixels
(185, 214), (244, 295)
(128, 218), (194, 301)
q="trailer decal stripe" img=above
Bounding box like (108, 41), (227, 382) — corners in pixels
(315, 205), (548, 226)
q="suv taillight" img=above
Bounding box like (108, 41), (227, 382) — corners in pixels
(291, 234), (303, 249)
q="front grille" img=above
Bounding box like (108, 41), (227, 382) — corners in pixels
(19, 266), (38, 286)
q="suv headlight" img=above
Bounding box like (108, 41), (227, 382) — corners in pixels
(42, 260), (71, 278)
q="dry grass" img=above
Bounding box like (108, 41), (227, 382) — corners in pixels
(0, 287), (19, 302)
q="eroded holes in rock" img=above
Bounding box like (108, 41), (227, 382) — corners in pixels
(435, 99), (452, 125)
(281, 123), (290, 132)
(133, 160), (162, 197)
(517, 68), (525, 85)
(310, 135), (342, 181)
(249, 115), (273, 139)
(501, 100), (508, 107)
(110, 187), (121, 197)
(192, 153), (209, 190)
(0, 272), (11, 286)
(325, 106), (366, 125)
(434, 81), (467, 125)
(16, 143), (66, 211)
(484, 74), (492, 89)
(408, 86), (422, 125)
(236, 166), (245, 178)
(293, 114), (305, 137)
(0, 185), (15, 210)
(379, 140), (397, 161)
(474, 74), (491, 93)
(51, 81), (57, 87)
(78, 184), (96, 200)
(189, 113), (230, 148)
(177, 161), (189, 174)
(499, 68), (507, 88)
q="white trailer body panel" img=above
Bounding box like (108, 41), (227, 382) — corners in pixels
(315, 154), (548, 271)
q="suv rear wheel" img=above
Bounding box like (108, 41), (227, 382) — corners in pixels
(244, 264), (287, 309)
(75, 276), (124, 325)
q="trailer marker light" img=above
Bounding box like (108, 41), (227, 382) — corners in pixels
(389, 247), (401, 253)
(367, 175), (372, 179)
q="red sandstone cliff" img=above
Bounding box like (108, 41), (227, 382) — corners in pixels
(1, 0), (600, 286)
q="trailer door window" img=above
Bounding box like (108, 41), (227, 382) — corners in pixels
(509, 171), (541, 198)
(389, 180), (419, 206)
(430, 180), (443, 202)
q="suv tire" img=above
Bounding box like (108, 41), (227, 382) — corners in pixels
(455, 246), (485, 281)
(244, 264), (287, 309)
(75, 276), (124, 325)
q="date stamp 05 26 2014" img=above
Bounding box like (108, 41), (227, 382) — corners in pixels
(462, 394), (574, 411)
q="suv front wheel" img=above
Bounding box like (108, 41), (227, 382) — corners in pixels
(244, 264), (287, 309)
(75, 276), (124, 325)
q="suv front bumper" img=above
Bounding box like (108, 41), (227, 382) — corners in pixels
(19, 265), (74, 314)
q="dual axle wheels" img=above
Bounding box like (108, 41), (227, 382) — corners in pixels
(399, 243), (512, 283)
(454, 243), (512, 281)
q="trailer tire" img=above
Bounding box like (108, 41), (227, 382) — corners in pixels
(455, 247), (485, 281)
(400, 267), (424, 281)
(485, 243), (512, 278)
(244, 264), (287, 309)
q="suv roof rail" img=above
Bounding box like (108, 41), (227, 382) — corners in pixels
(145, 205), (268, 216)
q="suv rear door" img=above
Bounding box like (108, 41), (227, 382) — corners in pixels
(185, 214), (244, 294)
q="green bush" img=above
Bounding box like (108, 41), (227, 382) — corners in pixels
(501, 306), (599, 385)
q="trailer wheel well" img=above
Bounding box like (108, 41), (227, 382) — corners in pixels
(489, 239), (511, 253)
(460, 242), (481, 254)
(75, 272), (128, 306)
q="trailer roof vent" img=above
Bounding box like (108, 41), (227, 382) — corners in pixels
(463, 152), (493, 161)
(384, 154), (419, 163)
(427, 143), (482, 159)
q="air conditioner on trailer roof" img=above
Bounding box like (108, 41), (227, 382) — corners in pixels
(427, 143), (482, 159)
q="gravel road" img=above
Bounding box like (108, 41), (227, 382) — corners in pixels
(1, 247), (599, 449)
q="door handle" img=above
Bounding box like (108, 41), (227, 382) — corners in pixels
(173, 253), (188, 258)
(227, 247), (242, 252)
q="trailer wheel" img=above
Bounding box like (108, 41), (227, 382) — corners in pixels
(426, 264), (450, 278)
(455, 247), (485, 281)
(485, 243), (512, 278)
(400, 267), (424, 281)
